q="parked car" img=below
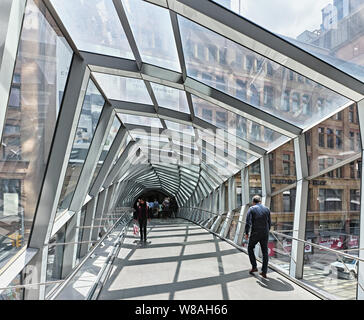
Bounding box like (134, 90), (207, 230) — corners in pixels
(329, 257), (358, 280)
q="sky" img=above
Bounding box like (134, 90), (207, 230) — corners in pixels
(222, 0), (333, 39)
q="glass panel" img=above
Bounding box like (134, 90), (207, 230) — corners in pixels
(269, 140), (296, 193)
(227, 209), (240, 241)
(164, 120), (195, 136)
(269, 188), (296, 272)
(249, 160), (262, 202)
(0, 0), (73, 266)
(57, 80), (104, 212)
(120, 0), (181, 71)
(306, 104), (361, 177)
(89, 117), (121, 193)
(179, 15), (350, 129)
(118, 113), (163, 128)
(92, 73), (152, 104)
(51, 0), (133, 59)
(213, 0), (364, 82)
(192, 95), (288, 150)
(46, 225), (66, 295)
(150, 83), (190, 113)
(0, 272), (24, 300)
(304, 160), (360, 300)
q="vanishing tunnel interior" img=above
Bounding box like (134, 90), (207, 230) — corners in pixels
(0, 0), (364, 300)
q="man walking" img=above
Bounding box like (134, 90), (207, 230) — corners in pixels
(133, 198), (150, 244)
(244, 195), (271, 278)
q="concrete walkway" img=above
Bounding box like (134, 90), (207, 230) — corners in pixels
(98, 219), (319, 300)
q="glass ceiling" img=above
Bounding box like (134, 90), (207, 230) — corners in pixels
(51, 0), (134, 59)
(47, 0), (359, 204)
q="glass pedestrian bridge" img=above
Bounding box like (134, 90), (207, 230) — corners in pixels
(0, 0), (364, 300)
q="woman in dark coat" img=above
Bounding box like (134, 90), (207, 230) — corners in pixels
(133, 198), (150, 243)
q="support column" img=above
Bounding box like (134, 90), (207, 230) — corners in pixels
(25, 56), (90, 300)
(220, 176), (236, 238)
(290, 135), (308, 279)
(79, 196), (97, 258)
(211, 185), (225, 233)
(234, 167), (250, 245)
(357, 99), (364, 299)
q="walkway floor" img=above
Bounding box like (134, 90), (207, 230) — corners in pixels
(98, 219), (319, 300)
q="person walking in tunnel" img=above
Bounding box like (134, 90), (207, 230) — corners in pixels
(133, 198), (150, 244)
(244, 195), (271, 278)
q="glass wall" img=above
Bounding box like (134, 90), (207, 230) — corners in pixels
(179, 14), (350, 129)
(57, 80), (104, 213)
(0, 0), (72, 266)
(89, 116), (121, 193)
(214, 0), (364, 82)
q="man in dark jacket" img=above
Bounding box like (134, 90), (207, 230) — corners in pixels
(133, 198), (150, 243)
(244, 195), (271, 278)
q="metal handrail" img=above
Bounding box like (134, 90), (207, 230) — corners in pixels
(180, 206), (364, 262)
(46, 210), (132, 300)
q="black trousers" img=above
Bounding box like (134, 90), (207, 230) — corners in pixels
(248, 232), (269, 274)
(138, 218), (147, 241)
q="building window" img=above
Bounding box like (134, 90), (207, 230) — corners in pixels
(8, 87), (21, 108)
(235, 51), (243, 67)
(349, 105), (354, 123)
(266, 62), (273, 77)
(269, 153), (275, 174)
(335, 130), (342, 149)
(282, 154), (290, 175)
(263, 86), (273, 108)
(356, 132), (361, 151)
(216, 75), (226, 91)
(282, 90), (290, 111)
(283, 189), (296, 212)
(216, 111), (227, 129)
(306, 131), (311, 146)
(349, 131), (355, 151)
(319, 189), (343, 211)
(249, 162), (260, 174)
(208, 44), (217, 62)
(251, 123), (261, 140)
(219, 47), (227, 64)
(327, 128), (334, 148)
(250, 85), (260, 105)
(335, 167), (343, 178)
(316, 98), (324, 114)
(197, 43), (205, 60)
(332, 111), (342, 120)
(350, 189), (360, 211)
(291, 92), (300, 112)
(302, 94), (311, 115)
(350, 161), (356, 179)
(246, 55), (254, 72)
(319, 127), (325, 147)
(289, 70), (294, 81)
(236, 79), (247, 100)
(202, 108), (212, 122)
(319, 158), (325, 173)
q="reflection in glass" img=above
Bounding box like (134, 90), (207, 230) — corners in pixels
(118, 114), (163, 128)
(303, 159), (360, 300)
(89, 117), (121, 194)
(51, 0), (133, 59)
(179, 15), (350, 129)
(213, 0), (364, 82)
(93, 73), (152, 104)
(150, 83), (190, 113)
(57, 80), (104, 212)
(306, 104), (361, 177)
(121, 0), (181, 71)
(0, 0), (72, 266)
(192, 95), (288, 151)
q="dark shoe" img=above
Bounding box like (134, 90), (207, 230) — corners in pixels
(249, 267), (258, 275)
(259, 272), (267, 278)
